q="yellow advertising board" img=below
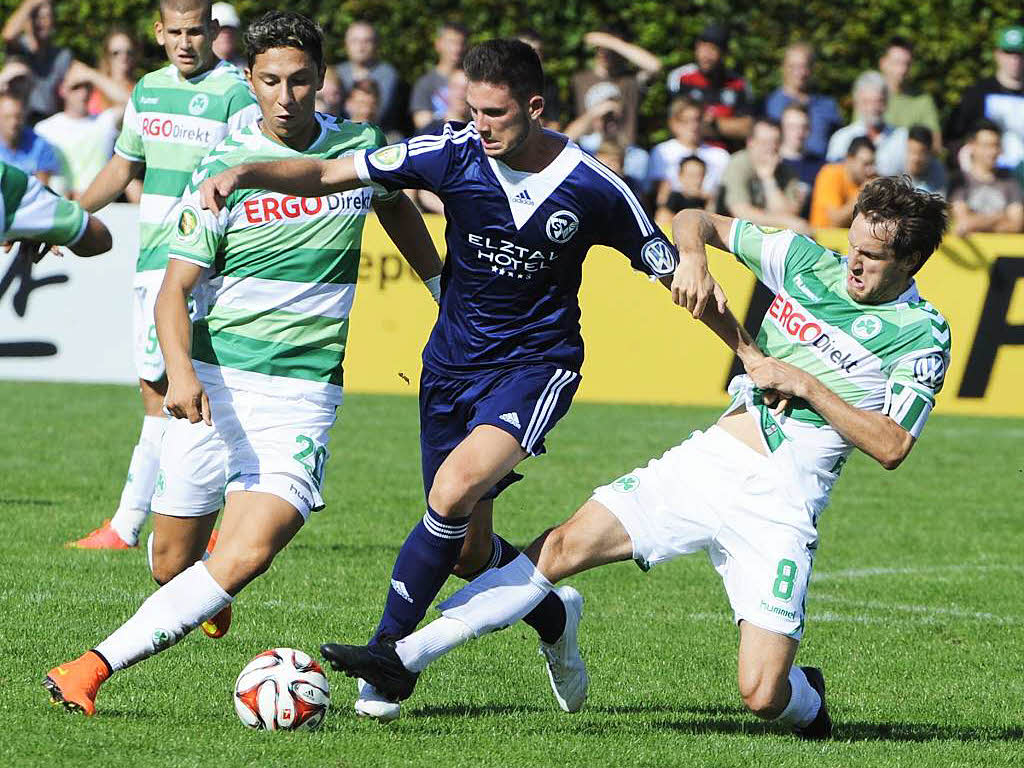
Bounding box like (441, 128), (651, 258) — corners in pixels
(344, 216), (1024, 417)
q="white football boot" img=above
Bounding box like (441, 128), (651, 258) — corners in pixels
(354, 678), (401, 722)
(538, 586), (589, 712)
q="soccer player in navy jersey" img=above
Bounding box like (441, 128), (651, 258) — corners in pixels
(200, 38), (750, 720)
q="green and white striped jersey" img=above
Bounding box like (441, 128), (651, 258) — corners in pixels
(0, 161), (87, 244)
(115, 60), (259, 273)
(168, 114), (394, 406)
(725, 220), (950, 502)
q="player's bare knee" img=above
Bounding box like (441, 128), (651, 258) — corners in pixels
(536, 525), (577, 580)
(427, 472), (477, 517)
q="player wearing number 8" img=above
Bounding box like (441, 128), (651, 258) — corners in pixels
(321, 177), (951, 740)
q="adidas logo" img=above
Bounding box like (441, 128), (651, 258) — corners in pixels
(390, 579), (413, 603)
(499, 411), (521, 429)
(511, 189), (534, 206)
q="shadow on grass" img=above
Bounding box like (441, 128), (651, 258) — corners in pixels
(411, 703), (548, 718)
(405, 701), (1023, 743)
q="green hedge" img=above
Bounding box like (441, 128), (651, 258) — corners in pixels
(4, 0), (1019, 143)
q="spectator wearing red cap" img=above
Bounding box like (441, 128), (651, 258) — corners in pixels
(666, 23), (752, 148)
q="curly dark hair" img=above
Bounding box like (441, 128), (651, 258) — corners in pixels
(244, 11), (324, 74)
(463, 39), (544, 101)
(853, 176), (948, 275)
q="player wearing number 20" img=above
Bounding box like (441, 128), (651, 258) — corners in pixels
(327, 177), (951, 740)
(42, 11), (441, 716)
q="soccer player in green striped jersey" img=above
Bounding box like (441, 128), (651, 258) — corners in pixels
(70, 0), (260, 550)
(0, 160), (110, 256)
(322, 177), (950, 740)
(44, 11), (441, 717)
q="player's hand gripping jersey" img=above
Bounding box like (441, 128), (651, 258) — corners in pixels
(116, 60), (260, 274)
(726, 220), (951, 508)
(353, 122), (680, 375)
(169, 114), (396, 406)
(0, 161), (89, 244)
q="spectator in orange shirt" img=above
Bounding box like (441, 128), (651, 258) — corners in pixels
(809, 136), (877, 228)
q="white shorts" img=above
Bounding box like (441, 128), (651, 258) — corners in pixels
(132, 270), (166, 382)
(592, 426), (819, 639)
(151, 384), (337, 521)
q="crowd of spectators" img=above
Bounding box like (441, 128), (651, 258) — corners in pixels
(2, 2), (1023, 235)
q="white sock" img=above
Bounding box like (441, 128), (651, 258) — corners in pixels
(436, 553), (554, 638)
(395, 617), (474, 672)
(775, 667), (822, 727)
(94, 562), (231, 672)
(111, 415), (168, 544)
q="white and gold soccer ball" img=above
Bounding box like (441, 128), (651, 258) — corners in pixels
(233, 647), (330, 730)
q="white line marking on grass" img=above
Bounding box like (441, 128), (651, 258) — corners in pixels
(813, 563), (1024, 584)
(811, 594), (1023, 624)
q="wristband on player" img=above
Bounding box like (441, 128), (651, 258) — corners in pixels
(424, 275), (441, 304)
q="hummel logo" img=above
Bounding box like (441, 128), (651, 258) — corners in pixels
(511, 189), (534, 206)
(499, 412), (521, 429)
(390, 579), (413, 603)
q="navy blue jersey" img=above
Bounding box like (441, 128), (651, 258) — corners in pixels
(353, 122), (678, 374)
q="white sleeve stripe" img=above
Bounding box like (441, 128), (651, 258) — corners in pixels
(406, 123), (478, 149)
(68, 211), (89, 246)
(113, 146), (144, 162)
(728, 218), (742, 254)
(408, 131), (477, 158)
(167, 253), (211, 268)
(579, 153), (653, 237)
(353, 149), (371, 184)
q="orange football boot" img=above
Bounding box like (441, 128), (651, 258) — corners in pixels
(43, 651), (111, 716)
(67, 519), (136, 550)
(201, 529), (231, 638)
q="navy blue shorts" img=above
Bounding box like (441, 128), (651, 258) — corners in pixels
(419, 364), (581, 500)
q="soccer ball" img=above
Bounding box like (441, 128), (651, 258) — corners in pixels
(233, 647), (330, 730)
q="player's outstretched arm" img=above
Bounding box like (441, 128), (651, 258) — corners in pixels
(746, 356), (915, 469)
(79, 155), (144, 214)
(372, 192), (443, 301)
(199, 156), (363, 216)
(667, 208), (762, 365)
(155, 260), (210, 426)
(68, 216), (112, 257)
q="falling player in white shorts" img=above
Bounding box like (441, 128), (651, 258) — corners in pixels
(319, 177), (952, 741)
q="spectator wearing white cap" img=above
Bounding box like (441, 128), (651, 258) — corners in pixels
(564, 83), (649, 192)
(211, 2), (245, 69)
(826, 70), (908, 177)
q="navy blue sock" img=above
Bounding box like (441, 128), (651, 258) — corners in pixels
(491, 534), (567, 644)
(371, 506), (469, 644)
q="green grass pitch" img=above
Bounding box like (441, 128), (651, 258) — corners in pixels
(2, 381), (1021, 767)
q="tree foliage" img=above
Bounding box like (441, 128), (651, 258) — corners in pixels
(4, 0), (1018, 143)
